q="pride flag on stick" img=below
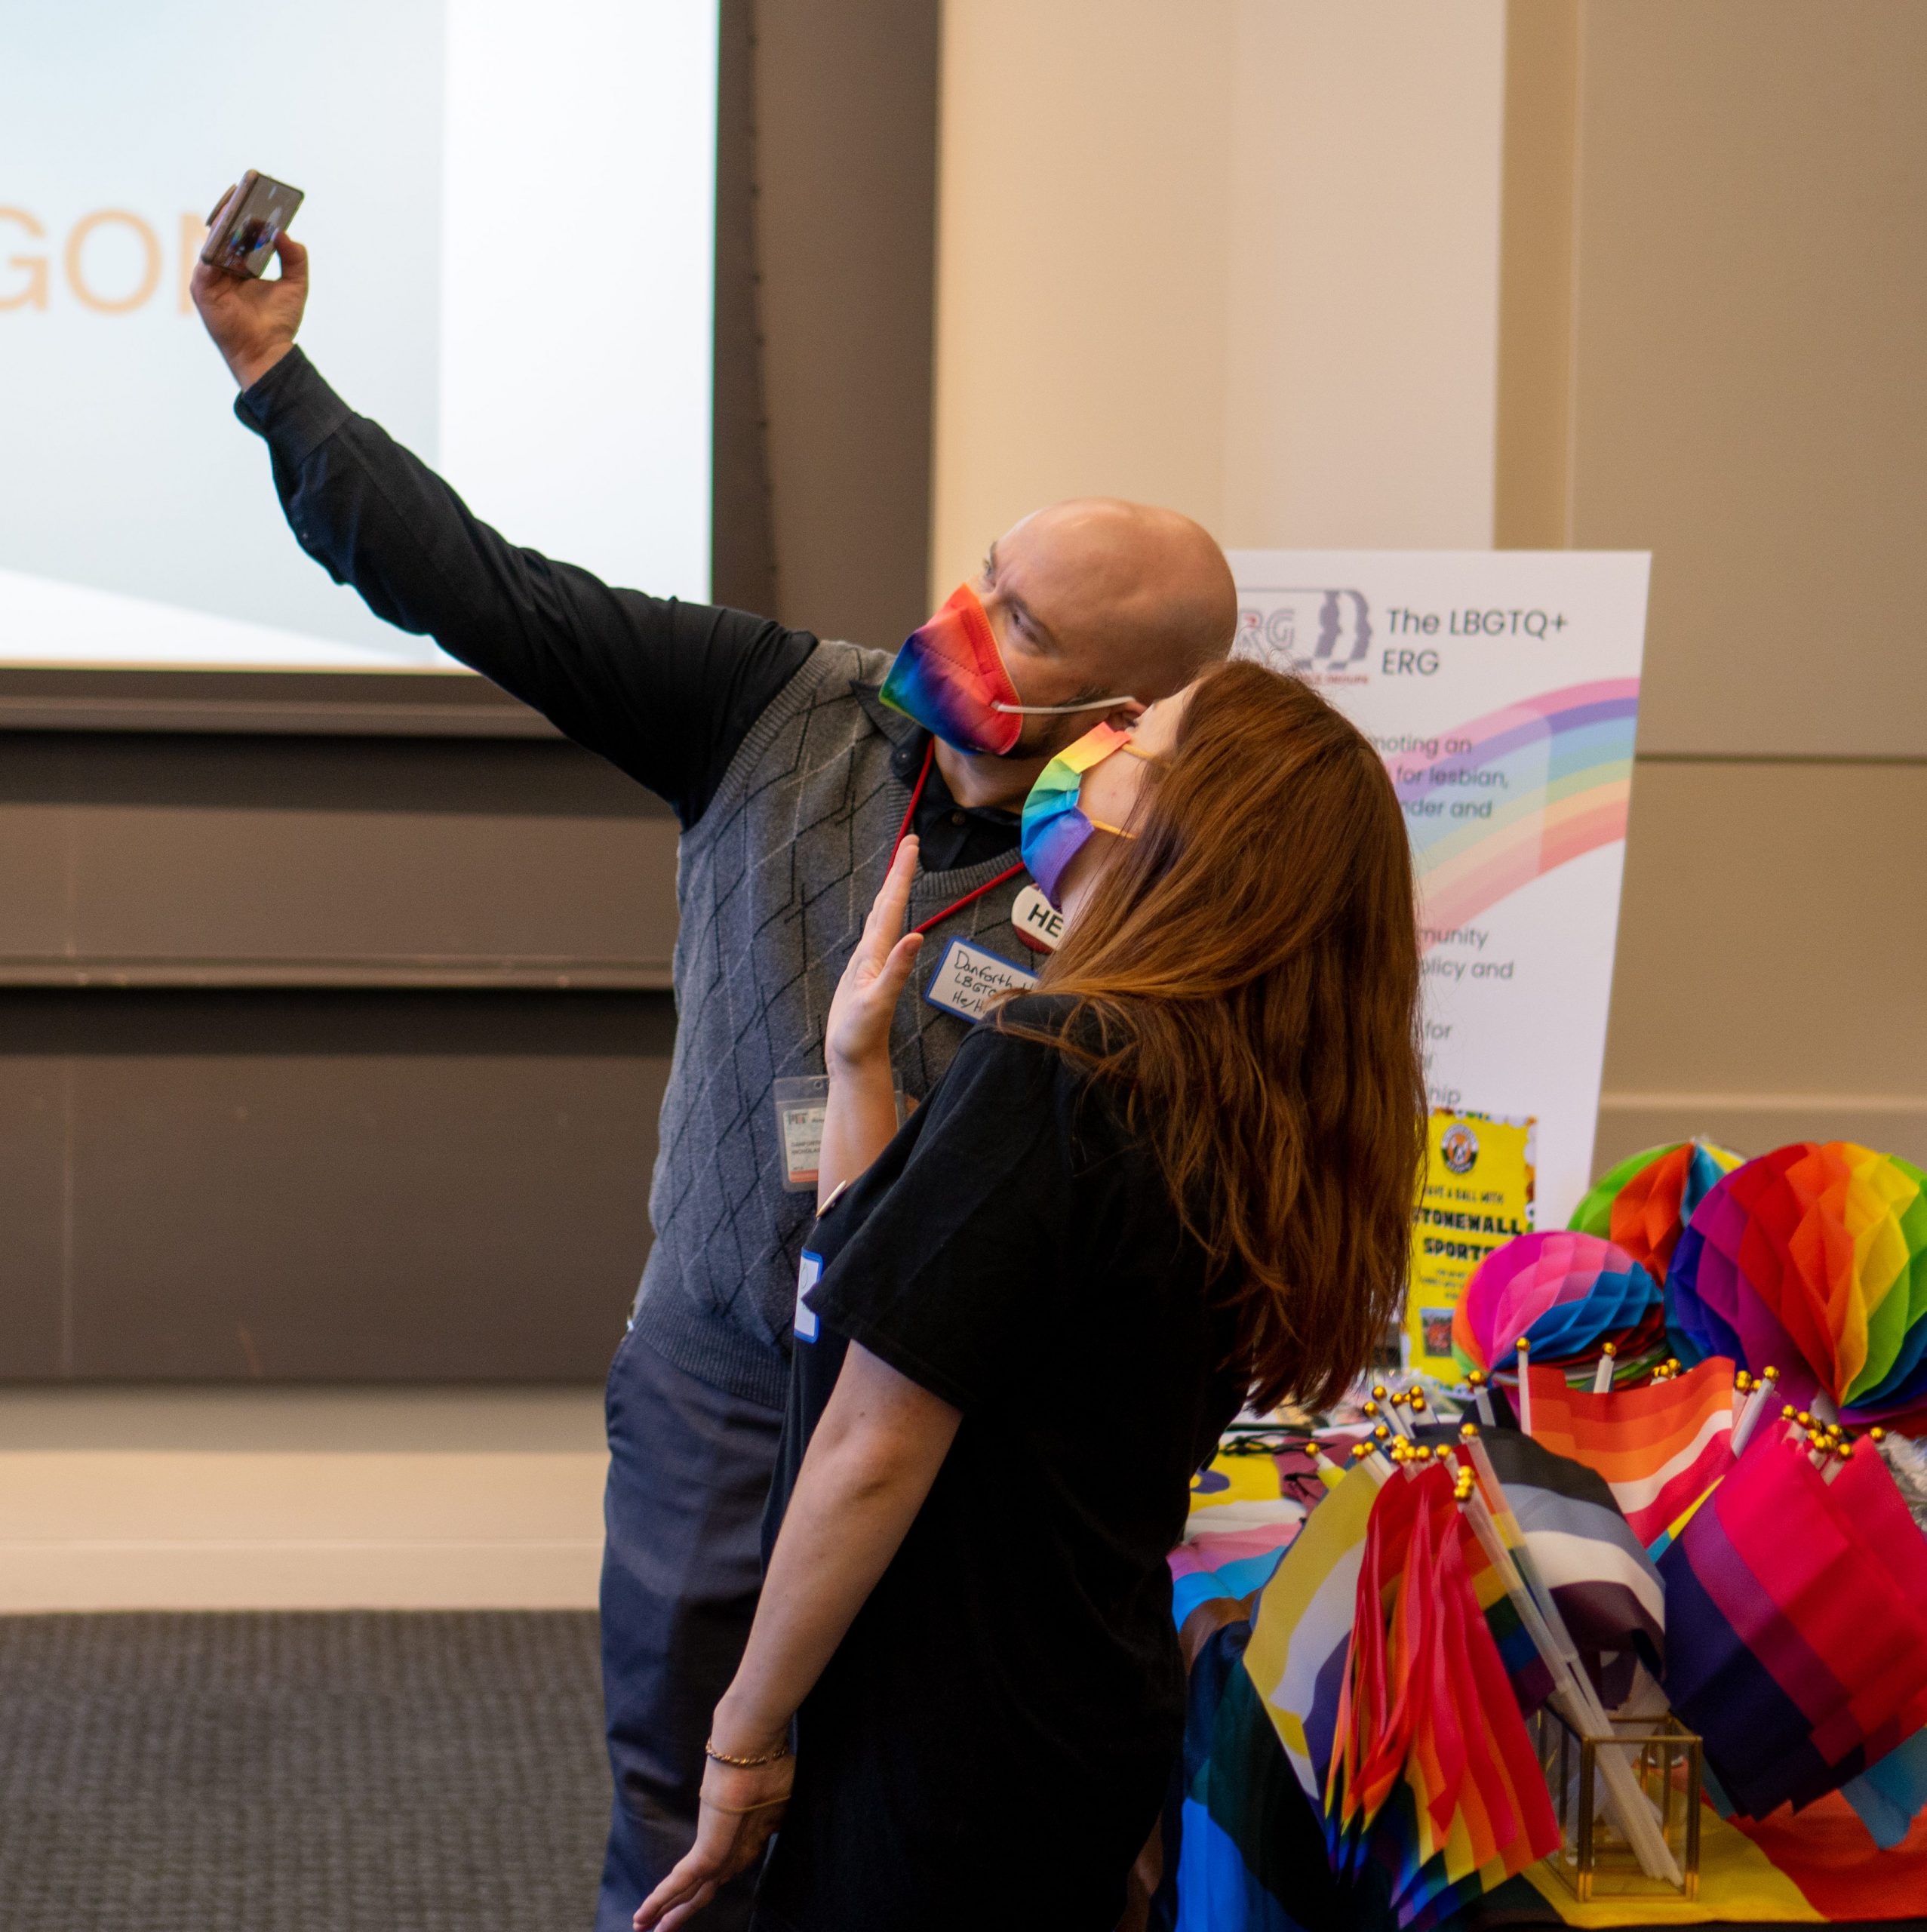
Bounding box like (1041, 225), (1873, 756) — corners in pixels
(1524, 1356), (1736, 1549)
(1661, 1429), (1927, 1819)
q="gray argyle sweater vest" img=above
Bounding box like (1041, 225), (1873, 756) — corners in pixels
(629, 640), (1031, 1407)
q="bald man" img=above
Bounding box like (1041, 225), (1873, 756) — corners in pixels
(191, 233), (1234, 1931)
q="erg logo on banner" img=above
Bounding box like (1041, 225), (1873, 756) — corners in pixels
(1234, 588), (1374, 686)
(1237, 589), (1578, 686)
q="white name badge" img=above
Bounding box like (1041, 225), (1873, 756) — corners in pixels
(923, 936), (1038, 1023)
(772, 1076), (829, 1193)
(1010, 882), (1065, 952)
(794, 1250), (823, 1342)
(773, 1077), (911, 1192)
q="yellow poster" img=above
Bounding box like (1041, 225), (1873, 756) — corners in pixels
(1406, 1110), (1535, 1377)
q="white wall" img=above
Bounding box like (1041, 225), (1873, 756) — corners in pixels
(930, 0), (1507, 593)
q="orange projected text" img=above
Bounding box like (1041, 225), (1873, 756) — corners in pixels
(0, 208), (210, 314)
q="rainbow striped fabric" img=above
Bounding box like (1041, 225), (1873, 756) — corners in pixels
(1174, 1657), (1927, 1930)
(1174, 1446), (1312, 1629)
(1167, 1432), (1927, 1928)
(1239, 1447), (1649, 1930)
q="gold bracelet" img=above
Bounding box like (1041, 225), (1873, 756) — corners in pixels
(704, 1737), (791, 1769)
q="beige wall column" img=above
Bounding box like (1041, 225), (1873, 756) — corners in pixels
(1498, 0), (1927, 1169)
(930, 0), (1508, 589)
(1492, 0), (1578, 550)
(1218, 2), (1505, 551)
(930, 1), (1238, 582)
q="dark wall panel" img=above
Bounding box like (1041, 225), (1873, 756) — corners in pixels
(0, 739), (683, 1380)
(711, 0), (780, 616)
(8, 992), (672, 1382)
(0, 798), (67, 960)
(0, 1050), (66, 1377)
(0, 736), (678, 987)
(755, 0), (941, 645)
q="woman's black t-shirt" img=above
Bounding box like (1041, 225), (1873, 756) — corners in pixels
(754, 995), (1248, 1932)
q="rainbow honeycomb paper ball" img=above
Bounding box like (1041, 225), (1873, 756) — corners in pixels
(1667, 1142), (1927, 1423)
(1569, 1139), (1745, 1284)
(1452, 1229), (1662, 1377)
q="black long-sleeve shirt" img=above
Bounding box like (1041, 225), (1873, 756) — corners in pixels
(233, 349), (1019, 865)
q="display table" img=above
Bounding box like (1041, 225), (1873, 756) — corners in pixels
(1160, 1440), (1927, 1931)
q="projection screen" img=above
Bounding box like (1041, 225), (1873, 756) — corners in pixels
(0, 0), (718, 672)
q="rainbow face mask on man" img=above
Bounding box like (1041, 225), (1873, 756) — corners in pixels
(881, 583), (1133, 755)
(1020, 721), (1160, 909)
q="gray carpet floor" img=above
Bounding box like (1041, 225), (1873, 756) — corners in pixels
(0, 1611), (608, 1931)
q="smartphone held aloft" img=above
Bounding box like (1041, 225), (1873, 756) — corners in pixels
(201, 170), (305, 278)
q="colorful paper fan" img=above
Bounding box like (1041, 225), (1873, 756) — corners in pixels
(1323, 1461), (1559, 1927)
(1569, 1139), (1745, 1283)
(1667, 1142), (1927, 1421)
(1452, 1230), (1661, 1376)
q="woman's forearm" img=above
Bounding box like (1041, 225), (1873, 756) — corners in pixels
(711, 1345), (960, 1752)
(815, 1057), (901, 1208)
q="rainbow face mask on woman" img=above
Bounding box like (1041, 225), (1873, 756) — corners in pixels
(1020, 721), (1157, 909)
(881, 583), (1132, 755)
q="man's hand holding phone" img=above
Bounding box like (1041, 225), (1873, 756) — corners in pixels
(189, 179), (309, 392)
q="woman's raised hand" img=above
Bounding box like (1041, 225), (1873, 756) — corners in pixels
(824, 838), (924, 1075)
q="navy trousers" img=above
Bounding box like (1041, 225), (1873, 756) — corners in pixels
(595, 1326), (785, 1932)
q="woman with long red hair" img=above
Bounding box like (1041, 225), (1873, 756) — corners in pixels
(638, 660), (1425, 1931)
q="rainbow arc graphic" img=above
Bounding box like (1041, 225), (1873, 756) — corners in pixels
(1391, 679), (1639, 946)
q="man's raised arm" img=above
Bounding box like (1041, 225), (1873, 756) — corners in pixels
(189, 216), (811, 828)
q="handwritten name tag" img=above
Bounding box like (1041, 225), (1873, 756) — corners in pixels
(923, 936), (1038, 1023)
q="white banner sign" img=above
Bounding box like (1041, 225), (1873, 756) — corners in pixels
(1230, 551), (1652, 1225)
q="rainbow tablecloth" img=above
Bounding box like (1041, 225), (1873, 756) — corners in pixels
(1172, 1442), (1317, 1631)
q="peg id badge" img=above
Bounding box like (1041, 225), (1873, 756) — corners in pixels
(923, 936), (1038, 1023)
(773, 1076), (829, 1193)
(773, 1076), (908, 1191)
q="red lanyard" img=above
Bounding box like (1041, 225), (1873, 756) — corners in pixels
(890, 738), (1028, 937)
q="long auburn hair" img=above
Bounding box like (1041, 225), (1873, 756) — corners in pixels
(1009, 660), (1425, 1412)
